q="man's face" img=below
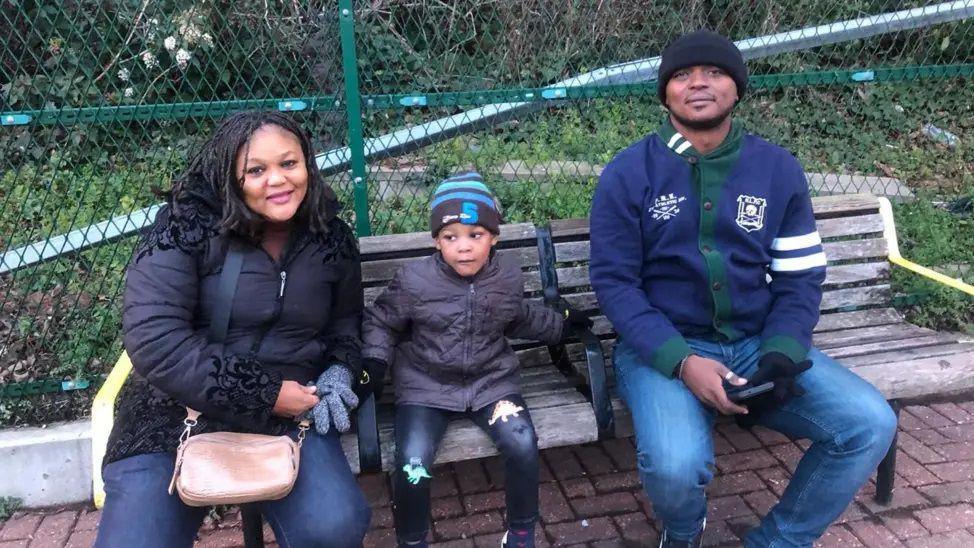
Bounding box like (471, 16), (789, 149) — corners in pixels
(665, 65), (738, 131)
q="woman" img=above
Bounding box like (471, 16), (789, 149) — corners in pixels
(95, 111), (370, 548)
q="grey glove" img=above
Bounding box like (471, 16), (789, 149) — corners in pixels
(312, 365), (359, 435)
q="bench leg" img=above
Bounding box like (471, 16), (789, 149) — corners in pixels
(242, 504), (265, 548)
(874, 400), (900, 506)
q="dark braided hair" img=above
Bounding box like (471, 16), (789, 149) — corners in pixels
(170, 110), (339, 239)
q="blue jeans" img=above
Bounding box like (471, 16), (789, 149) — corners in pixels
(613, 336), (896, 548)
(94, 429), (371, 548)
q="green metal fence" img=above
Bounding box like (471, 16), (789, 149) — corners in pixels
(2, 0), (973, 425)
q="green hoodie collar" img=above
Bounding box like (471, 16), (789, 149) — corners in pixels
(657, 116), (743, 160)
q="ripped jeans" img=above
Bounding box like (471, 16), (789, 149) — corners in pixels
(392, 394), (539, 544)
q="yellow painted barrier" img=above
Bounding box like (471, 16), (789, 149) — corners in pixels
(91, 351), (133, 509)
(878, 197), (974, 297)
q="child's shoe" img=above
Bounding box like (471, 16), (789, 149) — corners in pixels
(501, 528), (534, 548)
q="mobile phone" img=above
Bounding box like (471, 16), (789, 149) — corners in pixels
(727, 381), (775, 403)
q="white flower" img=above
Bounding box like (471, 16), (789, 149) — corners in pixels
(182, 25), (202, 45)
(202, 33), (214, 47)
(164, 36), (177, 51)
(117, 68), (130, 82)
(175, 48), (192, 69)
(141, 51), (159, 69)
(123, 87), (134, 98)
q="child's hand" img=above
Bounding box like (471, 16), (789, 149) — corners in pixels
(312, 365), (359, 434)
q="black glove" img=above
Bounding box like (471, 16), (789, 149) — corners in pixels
(735, 352), (812, 429)
(352, 357), (388, 403)
(559, 306), (594, 340)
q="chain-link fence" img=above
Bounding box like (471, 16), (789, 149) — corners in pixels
(2, 0), (972, 425)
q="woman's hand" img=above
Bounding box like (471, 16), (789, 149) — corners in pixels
(273, 381), (319, 418)
(681, 354), (749, 415)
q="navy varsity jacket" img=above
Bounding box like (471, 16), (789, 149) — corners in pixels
(590, 118), (826, 377)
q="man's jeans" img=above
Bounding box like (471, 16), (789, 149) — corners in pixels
(94, 428), (371, 548)
(613, 336), (897, 548)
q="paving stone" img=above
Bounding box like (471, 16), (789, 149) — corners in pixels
(72, 510), (100, 532)
(561, 478), (595, 499)
(707, 471), (764, 496)
(462, 491), (506, 514)
(433, 496), (466, 520)
(63, 529), (98, 548)
(28, 511), (77, 548)
(708, 495), (755, 522)
(768, 443), (804, 473)
(927, 460), (974, 482)
(905, 529), (974, 548)
(743, 489), (779, 516)
(749, 427), (791, 447)
(543, 448), (587, 481)
(717, 424), (764, 451)
(860, 486), (930, 514)
(592, 471), (641, 493)
(713, 432), (735, 456)
(914, 503), (974, 534)
(814, 524), (864, 547)
(845, 519), (903, 548)
(570, 493), (638, 518)
(0, 514), (42, 541)
(918, 481), (974, 505)
(358, 472), (391, 507)
(574, 445), (616, 475)
(363, 527), (396, 548)
(897, 412), (928, 431)
(910, 428), (953, 446)
(895, 452), (942, 486)
(435, 512), (505, 540)
(755, 466), (791, 497)
(929, 403), (973, 424)
(613, 512), (656, 545)
(545, 517), (618, 546)
(431, 466), (460, 498)
(600, 438), (636, 471)
(538, 483), (573, 524)
(716, 449), (778, 473)
(432, 539), (475, 548)
(932, 441), (974, 461)
(905, 406), (954, 429)
(634, 489), (654, 518)
(834, 503), (868, 525)
(880, 514), (930, 540)
(937, 424), (974, 443)
(195, 527), (245, 547)
(702, 519), (740, 546)
(0, 541), (29, 548)
(454, 461), (491, 494)
(898, 431), (948, 464)
(372, 506), (395, 529)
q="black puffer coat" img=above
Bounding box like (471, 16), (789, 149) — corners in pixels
(362, 251), (563, 411)
(104, 192), (362, 466)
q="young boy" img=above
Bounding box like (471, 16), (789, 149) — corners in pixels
(363, 172), (577, 548)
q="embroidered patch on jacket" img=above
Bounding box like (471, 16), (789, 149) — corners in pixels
(650, 193), (687, 221)
(488, 400), (525, 426)
(736, 194), (767, 232)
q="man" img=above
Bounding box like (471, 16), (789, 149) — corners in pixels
(589, 30), (897, 548)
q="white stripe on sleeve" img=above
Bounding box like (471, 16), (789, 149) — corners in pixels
(675, 141), (692, 154)
(667, 133), (684, 148)
(772, 231), (822, 251)
(770, 252), (827, 272)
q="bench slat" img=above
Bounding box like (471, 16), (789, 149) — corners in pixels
(843, 341), (974, 367)
(851, 350), (974, 400)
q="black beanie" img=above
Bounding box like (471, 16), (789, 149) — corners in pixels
(657, 29), (748, 105)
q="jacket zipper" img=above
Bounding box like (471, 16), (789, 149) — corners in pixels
(464, 282), (474, 407)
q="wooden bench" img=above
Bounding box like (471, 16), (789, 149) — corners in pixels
(341, 222), (608, 472)
(536, 193), (974, 504)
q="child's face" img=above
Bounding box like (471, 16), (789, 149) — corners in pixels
(236, 124), (309, 224)
(434, 223), (498, 277)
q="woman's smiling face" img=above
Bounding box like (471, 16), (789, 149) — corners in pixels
(236, 124), (309, 223)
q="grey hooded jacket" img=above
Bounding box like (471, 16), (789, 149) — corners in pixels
(363, 251), (564, 411)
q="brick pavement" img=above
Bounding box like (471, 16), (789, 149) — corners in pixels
(3, 400), (974, 547)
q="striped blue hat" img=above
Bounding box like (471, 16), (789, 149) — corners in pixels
(429, 171), (502, 236)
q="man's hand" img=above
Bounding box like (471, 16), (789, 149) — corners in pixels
(273, 381), (319, 418)
(680, 354), (749, 415)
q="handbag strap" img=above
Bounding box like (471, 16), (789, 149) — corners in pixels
(209, 240), (245, 344)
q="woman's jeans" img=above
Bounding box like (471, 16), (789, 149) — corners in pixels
(393, 394), (539, 544)
(613, 336), (897, 548)
(94, 428), (371, 548)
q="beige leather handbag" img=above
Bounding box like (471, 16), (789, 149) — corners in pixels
(168, 408), (309, 506)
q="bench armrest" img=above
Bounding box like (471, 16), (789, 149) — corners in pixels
(536, 225), (615, 439)
(356, 395), (382, 473)
(879, 197), (974, 296)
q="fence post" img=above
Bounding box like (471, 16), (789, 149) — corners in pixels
(338, 0), (371, 237)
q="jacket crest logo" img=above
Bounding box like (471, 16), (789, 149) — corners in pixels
(650, 193), (686, 221)
(736, 194), (766, 232)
